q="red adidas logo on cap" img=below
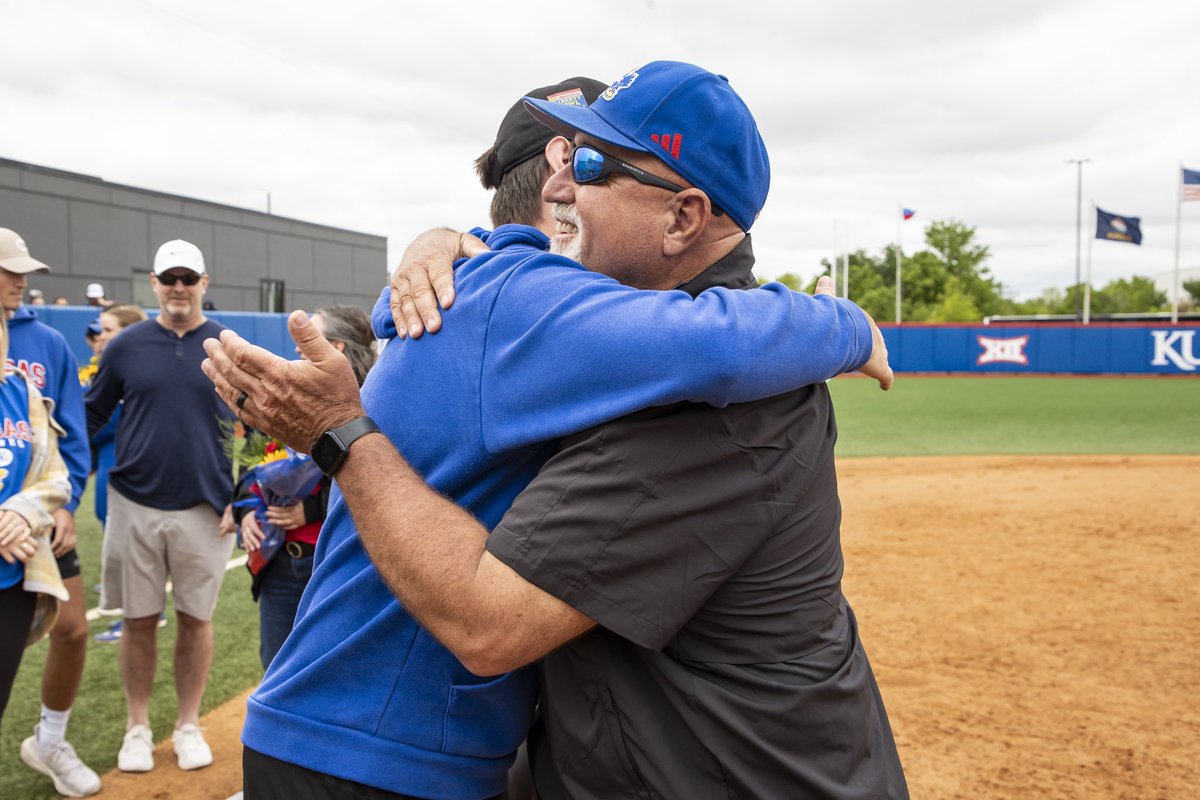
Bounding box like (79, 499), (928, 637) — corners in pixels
(650, 133), (682, 159)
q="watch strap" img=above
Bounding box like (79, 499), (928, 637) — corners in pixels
(314, 415), (380, 476)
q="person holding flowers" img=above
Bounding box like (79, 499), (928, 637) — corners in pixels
(232, 305), (376, 669)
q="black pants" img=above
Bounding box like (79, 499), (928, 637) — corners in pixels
(243, 746), (509, 800)
(0, 582), (37, 727)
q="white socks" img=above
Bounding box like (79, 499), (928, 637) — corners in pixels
(37, 704), (71, 746)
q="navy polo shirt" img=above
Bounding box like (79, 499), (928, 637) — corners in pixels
(85, 318), (234, 514)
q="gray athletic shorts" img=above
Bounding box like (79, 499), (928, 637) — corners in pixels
(102, 486), (234, 621)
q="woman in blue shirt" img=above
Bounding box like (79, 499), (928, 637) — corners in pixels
(0, 309), (72, 728)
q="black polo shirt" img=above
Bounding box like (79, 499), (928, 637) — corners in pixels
(487, 237), (908, 799)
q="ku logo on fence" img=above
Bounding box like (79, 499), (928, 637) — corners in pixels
(977, 336), (1029, 366)
(1150, 330), (1199, 372)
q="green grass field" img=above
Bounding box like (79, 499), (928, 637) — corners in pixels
(829, 376), (1200, 456)
(0, 376), (1196, 798)
(0, 490), (261, 800)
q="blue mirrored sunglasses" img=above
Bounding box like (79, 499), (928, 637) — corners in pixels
(569, 143), (685, 193)
(569, 144), (724, 217)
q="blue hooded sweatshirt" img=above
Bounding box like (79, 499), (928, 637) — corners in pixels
(242, 225), (873, 798)
(7, 306), (88, 512)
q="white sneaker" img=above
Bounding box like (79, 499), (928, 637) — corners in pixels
(117, 724), (154, 772)
(20, 733), (101, 797)
(172, 723), (213, 770)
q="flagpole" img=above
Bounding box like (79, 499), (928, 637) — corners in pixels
(842, 227), (849, 299)
(1173, 164), (1183, 325)
(1084, 201), (1095, 325)
(1068, 159), (1090, 321)
(831, 221), (839, 296)
(895, 205), (902, 324)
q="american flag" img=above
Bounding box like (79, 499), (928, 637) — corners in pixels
(1184, 167), (1200, 202)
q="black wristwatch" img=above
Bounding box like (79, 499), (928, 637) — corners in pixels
(311, 416), (381, 477)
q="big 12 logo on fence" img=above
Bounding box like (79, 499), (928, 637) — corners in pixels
(1150, 330), (1200, 372)
(977, 336), (1030, 366)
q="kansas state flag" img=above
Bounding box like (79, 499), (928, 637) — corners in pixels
(1095, 207), (1142, 245)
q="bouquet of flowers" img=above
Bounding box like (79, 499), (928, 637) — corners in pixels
(219, 418), (273, 485)
(234, 441), (324, 575)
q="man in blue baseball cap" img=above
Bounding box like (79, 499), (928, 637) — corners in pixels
(526, 61), (769, 232)
(208, 62), (906, 799)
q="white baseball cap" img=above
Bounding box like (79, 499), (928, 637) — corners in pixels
(153, 239), (206, 276)
(0, 228), (51, 274)
(86, 282), (105, 298)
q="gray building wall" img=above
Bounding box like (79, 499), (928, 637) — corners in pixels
(0, 157), (387, 313)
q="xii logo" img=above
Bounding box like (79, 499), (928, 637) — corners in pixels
(1150, 330), (1199, 371)
(977, 336), (1029, 366)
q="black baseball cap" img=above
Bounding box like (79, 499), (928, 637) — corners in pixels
(482, 77), (607, 189)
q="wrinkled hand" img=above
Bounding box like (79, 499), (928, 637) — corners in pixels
(240, 512), (265, 552)
(813, 276), (893, 391)
(858, 313), (893, 391)
(390, 227), (487, 339)
(202, 311), (365, 453)
(0, 510), (35, 564)
(49, 508), (76, 556)
(265, 502), (306, 531)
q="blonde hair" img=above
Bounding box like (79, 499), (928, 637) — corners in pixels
(0, 312), (7, 383)
(101, 304), (148, 329)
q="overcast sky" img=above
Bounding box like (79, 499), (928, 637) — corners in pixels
(2, 0), (1197, 299)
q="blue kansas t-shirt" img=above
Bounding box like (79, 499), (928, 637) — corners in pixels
(0, 376), (35, 590)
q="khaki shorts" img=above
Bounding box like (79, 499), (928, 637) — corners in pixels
(102, 486), (234, 621)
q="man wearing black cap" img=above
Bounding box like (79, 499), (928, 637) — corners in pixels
(207, 68), (892, 799)
(476, 78), (604, 231)
(386, 62), (908, 799)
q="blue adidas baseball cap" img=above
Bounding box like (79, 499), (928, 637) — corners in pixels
(523, 61), (770, 232)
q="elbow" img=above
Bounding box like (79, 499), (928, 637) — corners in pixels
(461, 654), (509, 678)
(454, 632), (533, 677)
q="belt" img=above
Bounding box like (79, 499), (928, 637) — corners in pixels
(284, 541), (316, 558)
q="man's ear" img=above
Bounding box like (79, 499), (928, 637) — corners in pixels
(544, 136), (571, 172)
(662, 190), (711, 257)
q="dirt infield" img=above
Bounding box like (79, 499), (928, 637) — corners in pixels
(98, 455), (1199, 799)
(840, 455), (1199, 800)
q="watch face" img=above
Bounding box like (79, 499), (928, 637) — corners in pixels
(312, 417), (377, 477)
(312, 430), (345, 476)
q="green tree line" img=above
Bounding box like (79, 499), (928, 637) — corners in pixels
(765, 220), (1186, 322)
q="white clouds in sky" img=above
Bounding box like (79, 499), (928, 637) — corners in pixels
(2, 0), (1197, 298)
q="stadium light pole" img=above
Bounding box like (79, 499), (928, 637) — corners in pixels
(1068, 158), (1091, 320)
